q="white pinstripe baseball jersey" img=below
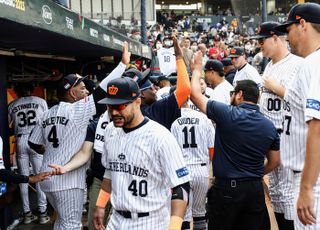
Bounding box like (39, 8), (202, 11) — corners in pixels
(102, 119), (190, 212)
(305, 50), (320, 122)
(28, 95), (96, 192)
(210, 80), (233, 105)
(171, 108), (215, 165)
(158, 47), (176, 76)
(281, 57), (311, 171)
(94, 112), (110, 153)
(8, 96), (48, 135)
(233, 63), (262, 87)
(260, 54), (303, 129)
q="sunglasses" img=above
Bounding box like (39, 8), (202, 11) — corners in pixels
(107, 102), (132, 111)
(258, 35), (274, 45)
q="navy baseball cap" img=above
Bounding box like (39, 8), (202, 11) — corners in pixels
(204, 60), (224, 75)
(58, 74), (87, 93)
(98, 77), (140, 105)
(275, 3), (320, 33)
(228, 47), (245, 58)
(221, 58), (233, 66)
(123, 68), (152, 91)
(251, 21), (286, 40)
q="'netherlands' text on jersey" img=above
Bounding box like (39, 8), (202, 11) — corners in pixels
(305, 49), (320, 122)
(8, 96), (48, 135)
(102, 119), (190, 213)
(28, 95), (96, 192)
(260, 54), (303, 129)
(171, 108), (215, 165)
(281, 57), (311, 172)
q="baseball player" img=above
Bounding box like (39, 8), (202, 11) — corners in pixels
(28, 42), (131, 229)
(94, 77), (191, 230)
(229, 47), (262, 87)
(204, 59), (234, 104)
(7, 83), (49, 224)
(268, 3), (320, 229)
(286, 2), (320, 228)
(251, 21), (304, 229)
(171, 102), (215, 230)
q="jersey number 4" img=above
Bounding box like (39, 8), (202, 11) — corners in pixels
(128, 180), (148, 197)
(17, 110), (36, 127)
(48, 125), (59, 148)
(182, 126), (198, 148)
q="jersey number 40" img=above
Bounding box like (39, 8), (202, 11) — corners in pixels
(128, 179), (148, 197)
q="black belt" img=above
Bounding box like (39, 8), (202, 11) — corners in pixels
(214, 178), (261, 188)
(116, 210), (149, 219)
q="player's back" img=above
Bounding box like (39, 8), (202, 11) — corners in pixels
(171, 108), (215, 165)
(8, 96), (48, 135)
(30, 96), (96, 191)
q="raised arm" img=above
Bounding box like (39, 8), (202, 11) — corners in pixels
(92, 42), (131, 104)
(173, 36), (191, 107)
(190, 51), (209, 114)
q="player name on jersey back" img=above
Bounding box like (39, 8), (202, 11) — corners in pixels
(10, 103), (40, 113)
(41, 116), (69, 128)
(176, 117), (200, 125)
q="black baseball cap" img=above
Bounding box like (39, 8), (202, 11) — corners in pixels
(98, 77), (141, 105)
(228, 47), (245, 58)
(58, 74), (87, 93)
(221, 58), (233, 66)
(275, 3), (320, 33)
(204, 60), (224, 76)
(157, 74), (170, 82)
(123, 68), (152, 91)
(251, 21), (285, 40)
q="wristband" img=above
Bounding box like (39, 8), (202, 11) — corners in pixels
(168, 215), (183, 230)
(96, 189), (110, 208)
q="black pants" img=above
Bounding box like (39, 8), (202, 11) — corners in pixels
(207, 178), (270, 230)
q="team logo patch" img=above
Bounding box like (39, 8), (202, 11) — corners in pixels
(230, 48), (236, 54)
(118, 153), (125, 160)
(306, 99), (320, 111)
(108, 85), (119, 95)
(176, 167), (189, 178)
(295, 15), (301, 20)
(64, 83), (71, 90)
